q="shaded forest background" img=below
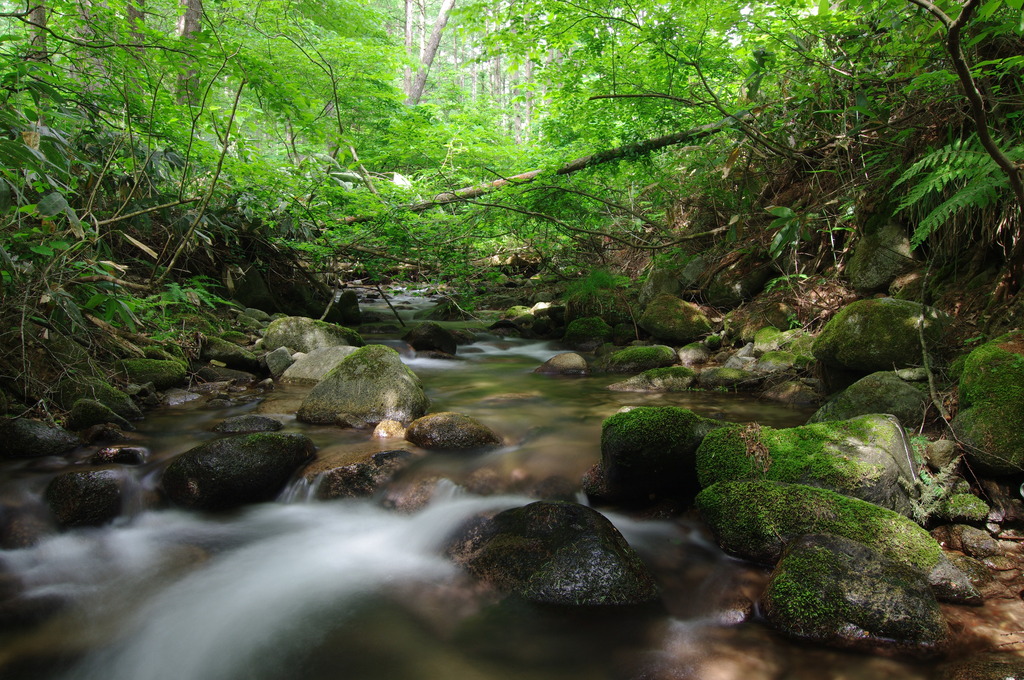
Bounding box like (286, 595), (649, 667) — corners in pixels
(0, 0), (1022, 411)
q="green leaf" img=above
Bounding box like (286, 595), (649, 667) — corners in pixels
(37, 192), (69, 216)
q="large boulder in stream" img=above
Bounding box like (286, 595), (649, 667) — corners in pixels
(761, 534), (948, 656)
(161, 432), (316, 511)
(534, 352), (590, 375)
(696, 480), (980, 603)
(0, 418), (79, 459)
(45, 468), (127, 527)
(696, 415), (917, 516)
(405, 412), (503, 450)
(403, 321), (458, 355)
(583, 406), (725, 504)
(55, 377), (142, 422)
(951, 332), (1024, 475)
(812, 298), (950, 373)
(807, 371), (930, 426)
(449, 501), (659, 606)
(296, 345), (429, 427)
(300, 448), (416, 500)
(263, 316), (364, 353)
(280, 346), (360, 383)
(604, 345), (676, 373)
(637, 294), (712, 345)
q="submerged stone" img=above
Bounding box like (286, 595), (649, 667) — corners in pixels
(405, 412), (502, 450)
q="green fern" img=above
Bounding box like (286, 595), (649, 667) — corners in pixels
(893, 135), (1021, 247)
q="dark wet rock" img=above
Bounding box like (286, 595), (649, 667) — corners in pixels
(161, 433), (316, 511)
(724, 298), (799, 343)
(405, 412), (502, 450)
(323, 289), (362, 326)
(704, 259), (773, 309)
(696, 415), (917, 516)
(808, 371), (929, 425)
(448, 501), (659, 606)
(697, 367), (760, 390)
(812, 298), (950, 373)
(66, 398), (133, 432)
(243, 307), (272, 322)
(280, 346), (362, 384)
(403, 321), (458, 355)
(696, 480), (980, 603)
(263, 316), (364, 353)
(56, 377), (142, 421)
(638, 294), (712, 345)
(45, 468), (126, 528)
(302, 449), (415, 500)
(195, 366), (257, 383)
(952, 331), (1024, 475)
(759, 380), (820, 407)
(200, 336), (262, 373)
(0, 419), (78, 459)
(761, 534), (948, 656)
(264, 346), (295, 379)
(931, 525), (1001, 559)
(380, 475), (445, 513)
(89, 446), (147, 465)
(0, 502), (54, 549)
(79, 423), (131, 445)
(924, 438), (958, 469)
(534, 352), (590, 375)
(296, 345), (429, 428)
(846, 222), (916, 295)
(562, 316), (613, 352)
(116, 358), (188, 391)
(212, 414), (283, 434)
(937, 654), (1024, 680)
(606, 366), (697, 392)
(604, 345), (677, 373)
(583, 406), (725, 504)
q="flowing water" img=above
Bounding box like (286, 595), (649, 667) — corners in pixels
(0, 295), (979, 680)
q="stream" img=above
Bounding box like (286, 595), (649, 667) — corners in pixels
(0, 294), (959, 680)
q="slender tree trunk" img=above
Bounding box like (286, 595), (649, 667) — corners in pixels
(127, 0), (145, 43)
(405, 0), (456, 105)
(27, 1), (47, 61)
(176, 0), (202, 107)
(403, 0), (415, 98)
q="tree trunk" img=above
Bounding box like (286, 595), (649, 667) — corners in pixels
(405, 0), (456, 105)
(176, 0), (202, 107)
(403, 0), (415, 98)
(27, 1), (47, 61)
(127, 0), (145, 44)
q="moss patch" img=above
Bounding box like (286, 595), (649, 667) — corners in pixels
(563, 316), (613, 351)
(116, 358), (188, 390)
(604, 345), (676, 373)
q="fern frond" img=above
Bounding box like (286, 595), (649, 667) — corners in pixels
(910, 172), (1006, 247)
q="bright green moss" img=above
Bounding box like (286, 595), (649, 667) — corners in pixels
(696, 480), (944, 574)
(605, 345), (676, 372)
(563, 316), (613, 349)
(762, 545), (849, 635)
(959, 331), (1024, 408)
(938, 493), (990, 523)
(116, 358), (187, 390)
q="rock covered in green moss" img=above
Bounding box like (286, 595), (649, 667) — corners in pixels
(116, 358), (187, 390)
(697, 367), (760, 390)
(405, 412), (502, 450)
(200, 336), (262, 373)
(280, 346), (360, 383)
(296, 344), (429, 427)
(951, 332), (1024, 475)
(449, 501), (659, 606)
(263, 316), (364, 353)
(67, 399), (133, 431)
(562, 317), (613, 351)
(753, 350), (798, 374)
(604, 345), (677, 373)
(696, 415), (917, 515)
(695, 479), (979, 603)
(812, 298), (950, 373)
(936, 493), (990, 524)
(56, 377), (142, 421)
(808, 371), (930, 426)
(637, 294), (712, 345)
(761, 534), (948, 656)
(606, 366), (697, 392)
(161, 433), (315, 510)
(846, 222), (916, 294)
(582, 406), (725, 503)
(753, 326), (784, 354)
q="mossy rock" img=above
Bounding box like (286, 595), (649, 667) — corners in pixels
(220, 330), (251, 345)
(695, 479), (979, 603)
(67, 399), (133, 431)
(296, 344), (429, 427)
(583, 406), (725, 503)
(753, 326), (784, 354)
(952, 332), (1024, 475)
(606, 366), (697, 392)
(637, 294), (712, 345)
(450, 501), (659, 606)
(144, 345), (187, 364)
(696, 415), (916, 516)
(761, 533), (948, 656)
(263, 316), (364, 354)
(808, 371), (930, 426)
(116, 358), (188, 391)
(846, 222), (916, 294)
(562, 316), (613, 352)
(753, 350), (797, 374)
(697, 366), (760, 390)
(199, 336), (262, 373)
(604, 345), (676, 373)
(812, 298), (950, 373)
(55, 377), (142, 421)
(936, 493), (990, 524)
